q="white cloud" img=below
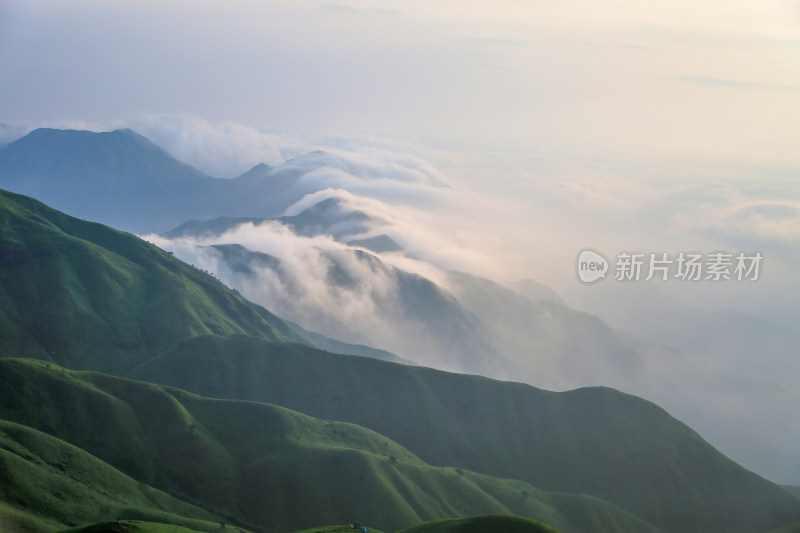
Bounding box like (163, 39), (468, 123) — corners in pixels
(145, 221), (449, 364)
(122, 115), (294, 178)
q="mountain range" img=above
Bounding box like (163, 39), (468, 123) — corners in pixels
(0, 129), (427, 237)
(0, 187), (798, 532)
(165, 197), (401, 254)
(1, 127), (799, 532)
(2, 126), (799, 483)
(3, 127), (798, 486)
(0, 187), (411, 373)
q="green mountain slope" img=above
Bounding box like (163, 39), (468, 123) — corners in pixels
(0, 359), (661, 533)
(126, 334), (800, 533)
(0, 188), (409, 369)
(0, 419), (230, 533)
(1, 189), (799, 532)
(0, 184), (409, 375)
(397, 515), (560, 533)
(0, 188), (307, 373)
(285, 318), (416, 366)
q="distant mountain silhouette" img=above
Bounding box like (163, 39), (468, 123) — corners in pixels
(0, 128), (225, 233)
(0, 129), (378, 234)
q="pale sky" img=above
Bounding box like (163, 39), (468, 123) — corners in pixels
(1, 0), (799, 166)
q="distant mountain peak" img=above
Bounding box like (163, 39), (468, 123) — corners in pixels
(236, 162), (272, 180)
(0, 127), (218, 233)
(250, 162), (271, 171)
(114, 126), (157, 141)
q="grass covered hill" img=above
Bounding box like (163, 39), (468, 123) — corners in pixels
(0, 358), (659, 533)
(0, 418), (231, 533)
(0, 188), (412, 369)
(0, 187), (307, 373)
(126, 334), (800, 533)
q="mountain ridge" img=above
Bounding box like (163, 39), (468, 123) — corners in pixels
(124, 333), (800, 533)
(0, 128), (225, 233)
(1, 171), (799, 532)
(0, 188), (407, 371)
(0, 357), (663, 533)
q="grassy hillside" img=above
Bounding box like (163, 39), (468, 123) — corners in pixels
(396, 515), (560, 533)
(0, 188), (309, 373)
(0, 188), (413, 369)
(126, 334), (800, 533)
(0, 359), (661, 533)
(0, 419), (231, 533)
(786, 486), (800, 502)
(285, 319), (415, 366)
